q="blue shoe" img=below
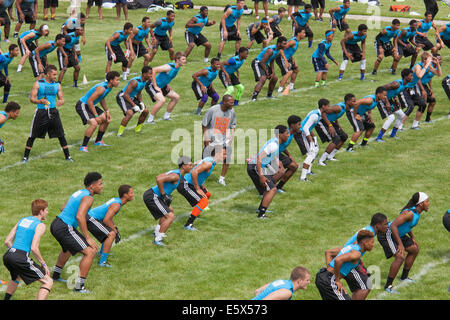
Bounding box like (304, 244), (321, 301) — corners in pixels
(234, 100), (239, 106)
(93, 140), (110, 147)
(276, 188), (286, 193)
(338, 74), (343, 81)
(400, 277), (415, 284)
(80, 146), (88, 152)
(346, 148), (354, 153)
(184, 225), (198, 231)
(153, 240), (166, 246)
(360, 74), (365, 80)
(98, 262), (112, 268)
(376, 138), (385, 143)
(307, 171), (316, 176)
(22, 157), (29, 164)
(385, 285), (400, 294)
(74, 286), (91, 293)
(54, 277), (67, 283)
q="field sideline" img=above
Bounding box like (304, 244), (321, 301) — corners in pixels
(0, 1), (449, 300)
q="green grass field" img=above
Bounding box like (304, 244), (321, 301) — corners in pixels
(0, 1), (449, 300)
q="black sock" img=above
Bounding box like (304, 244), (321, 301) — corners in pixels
(385, 276), (394, 289)
(400, 268), (410, 280)
(257, 204), (267, 216)
(267, 90), (273, 97)
(361, 138), (369, 146)
(52, 265), (63, 280)
(95, 131), (105, 143)
(425, 112), (432, 122)
(24, 148), (31, 159)
(82, 136), (90, 147)
(185, 214), (196, 227)
(252, 91), (259, 99)
(62, 148), (70, 159)
(277, 181), (285, 189)
(4, 293), (12, 300)
(217, 53), (221, 59)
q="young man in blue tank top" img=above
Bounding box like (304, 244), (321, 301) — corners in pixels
(338, 24), (367, 81)
(87, 184), (134, 266)
(13, 0), (38, 38)
(414, 11), (442, 55)
(437, 22), (450, 50)
(252, 266), (310, 300)
(184, 6), (216, 62)
(30, 33), (66, 80)
(329, 0), (350, 33)
(105, 22), (134, 81)
(372, 19), (401, 76)
(192, 58), (221, 115)
(50, 172), (103, 293)
(116, 66), (152, 137)
(377, 192), (429, 294)
(217, 0), (245, 59)
(129, 17), (153, 69)
(394, 20), (421, 71)
(312, 30), (338, 88)
(76, 71), (120, 153)
(0, 101), (20, 154)
(0, 44), (19, 103)
(144, 156), (193, 245)
(23, 64), (73, 163)
(3, 199), (53, 300)
(150, 10), (176, 62)
(17, 24), (50, 73)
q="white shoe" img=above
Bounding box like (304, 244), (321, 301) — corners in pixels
(318, 160), (327, 166)
(277, 87), (284, 93)
(327, 157), (338, 161)
(218, 177), (226, 186)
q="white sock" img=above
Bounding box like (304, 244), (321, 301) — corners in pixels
(290, 82), (294, 89)
(17, 64), (22, 72)
(155, 232), (165, 242)
(126, 68), (130, 74)
(412, 120), (419, 127)
(328, 149), (338, 159)
(219, 176), (225, 180)
(307, 165), (312, 174)
(399, 123), (404, 130)
(154, 224), (160, 236)
(278, 86), (284, 93)
(147, 114), (154, 122)
(319, 152), (329, 163)
(204, 58), (209, 63)
(301, 168), (308, 180)
(164, 112), (171, 119)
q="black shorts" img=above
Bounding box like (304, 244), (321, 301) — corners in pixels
(219, 70), (240, 87)
(247, 27), (266, 44)
(87, 0), (102, 6)
(346, 111), (375, 133)
(116, 92), (140, 115)
(154, 34), (173, 51)
(287, 0), (302, 5)
(275, 55), (294, 76)
(375, 40), (394, 57)
(105, 44), (128, 68)
(251, 59), (273, 82)
(344, 263), (371, 292)
(29, 108), (65, 139)
(443, 211), (450, 232)
(145, 82), (171, 102)
(220, 24), (241, 42)
(315, 120), (348, 145)
(50, 217), (89, 256)
(0, 71), (9, 88)
(440, 37), (450, 49)
(377, 99), (394, 119)
(377, 228), (414, 259)
(44, 0), (58, 8)
(57, 48), (78, 70)
(3, 248), (45, 285)
(176, 178), (208, 207)
(132, 42), (149, 58)
(279, 152), (293, 168)
(397, 43), (415, 57)
(414, 35), (434, 51)
(315, 268), (351, 300)
(311, 0), (325, 9)
(331, 17), (348, 32)
(312, 56), (328, 73)
(185, 31), (208, 46)
(29, 54), (47, 78)
(16, 7), (35, 24)
(442, 76), (450, 100)
(75, 100), (104, 125)
(269, 23), (282, 39)
(423, 84), (436, 103)
(143, 189), (171, 220)
(398, 85), (427, 115)
(293, 24), (313, 38)
(342, 43), (362, 62)
(247, 163), (277, 196)
(86, 215), (112, 243)
(192, 82), (217, 101)
(0, 10), (11, 25)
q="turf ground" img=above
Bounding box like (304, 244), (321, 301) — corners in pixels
(0, 1), (449, 300)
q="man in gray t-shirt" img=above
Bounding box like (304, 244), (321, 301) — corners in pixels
(201, 94), (236, 186)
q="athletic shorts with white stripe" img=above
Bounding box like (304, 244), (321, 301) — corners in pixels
(145, 81), (171, 102)
(377, 99), (394, 119)
(374, 40), (394, 57)
(176, 178), (208, 207)
(29, 54), (48, 78)
(398, 85), (426, 115)
(218, 70), (240, 87)
(312, 56), (328, 73)
(116, 92), (140, 116)
(50, 217), (89, 256)
(18, 39), (36, 57)
(251, 59), (272, 82)
(86, 215), (112, 243)
(75, 100), (104, 125)
(315, 120), (348, 144)
(377, 227), (414, 259)
(185, 31), (208, 46)
(132, 42), (149, 58)
(247, 27), (266, 44)
(346, 110), (375, 133)
(143, 189), (171, 220)
(315, 268), (351, 300)
(191, 81), (217, 101)
(331, 18), (349, 32)
(344, 263), (371, 292)
(105, 44), (128, 68)
(57, 48), (78, 70)
(3, 248), (46, 285)
(442, 77), (450, 100)
(413, 35), (434, 51)
(246, 163), (277, 196)
(275, 55), (293, 76)
(219, 24), (241, 42)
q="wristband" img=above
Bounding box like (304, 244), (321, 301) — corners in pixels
(42, 263), (46, 267)
(328, 124), (333, 127)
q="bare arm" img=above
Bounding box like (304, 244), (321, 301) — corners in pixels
(103, 203), (121, 230)
(4, 224), (17, 249)
(30, 223), (47, 269)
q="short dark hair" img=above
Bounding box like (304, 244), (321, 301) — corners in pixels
(167, 10), (174, 15)
(358, 24), (368, 31)
(357, 230), (374, 243)
(174, 51), (186, 61)
(142, 65), (152, 74)
(64, 35), (72, 44)
(5, 101), (21, 113)
(376, 86), (387, 95)
(370, 213), (387, 226)
(343, 0), (350, 3)
(290, 266), (310, 281)
(200, 6), (208, 12)
(222, 94), (234, 102)
(277, 36), (287, 44)
(238, 47), (249, 54)
(287, 115), (301, 126)
(8, 44), (18, 52)
(304, 4), (312, 10)
(324, 29), (333, 36)
(55, 33), (65, 41)
(278, 7), (286, 13)
(142, 16), (150, 23)
(106, 71), (120, 81)
(392, 19), (400, 25)
(210, 57), (220, 65)
(318, 98), (330, 108)
(177, 156), (192, 168)
(424, 11), (432, 17)
(46, 64), (57, 73)
(118, 184), (132, 198)
(344, 93), (355, 102)
(401, 68), (412, 78)
(409, 19), (417, 26)
(274, 124), (288, 136)
(79, 12), (86, 19)
(295, 26), (306, 35)
(124, 22), (134, 30)
(84, 172), (102, 187)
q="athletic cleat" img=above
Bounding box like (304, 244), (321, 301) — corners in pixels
(22, 157), (29, 164)
(327, 157), (339, 161)
(74, 286), (91, 293)
(300, 178), (312, 182)
(371, 70), (377, 75)
(94, 140), (110, 147)
(184, 225), (198, 231)
(360, 74), (365, 81)
(410, 126), (421, 130)
(98, 262), (112, 268)
(318, 161), (327, 166)
(218, 177), (226, 186)
(376, 138), (385, 143)
(338, 75), (343, 81)
(385, 285), (400, 294)
(54, 277), (67, 283)
(307, 171), (316, 175)
(400, 277), (416, 284)
(66, 156), (74, 162)
(257, 213), (267, 219)
(153, 240), (166, 247)
(147, 120), (156, 125)
(163, 117), (172, 121)
(79, 146), (88, 152)
(424, 120), (433, 124)
(256, 209), (272, 214)
(276, 188), (285, 193)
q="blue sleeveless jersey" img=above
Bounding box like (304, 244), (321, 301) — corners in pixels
(35, 41), (57, 58)
(225, 5), (243, 28)
(407, 62), (428, 88)
(188, 14), (208, 35)
(36, 79), (59, 109)
(80, 81), (113, 105)
(440, 23), (450, 40)
(312, 39), (332, 58)
(389, 206), (421, 237)
(110, 30), (129, 46)
(356, 95), (377, 115)
(12, 216), (42, 253)
(154, 18), (175, 36)
(329, 244), (362, 277)
(184, 157), (216, 186)
(152, 169), (182, 197)
(88, 197), (122, 221)
(379, 26), (399, 43)
(346, 31), (366, 45)
(421, 62), (436, 85)
(301, 109), (321, 133)
(64, 32), (80, 50)
(0, 111), (7, 129)
(418, 19), (432, 34)
(278, 131), (294, 153)
(0, 53), (14, 75)
(333, 5), (350, 20)
(284, 37), (299, 61)
(387, 79), (406, 100)
(344, 225), (374, 257)
(252, 279), (294, 300)
(400, 27), (417, 42)
(134, 25), (150, 42)
(20, 29), (41, 44)
(293, 9), (311, 27)
(198, 66), (218, 87)
(224, 55), (245, 74)
(121, 76), (147, 98)
(326, 102), (346, 122)
(58, 189), (92, 228)
(156, 62), (180, 88)
(250, 137), (280, 168)
(256, 45), (279, 66)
